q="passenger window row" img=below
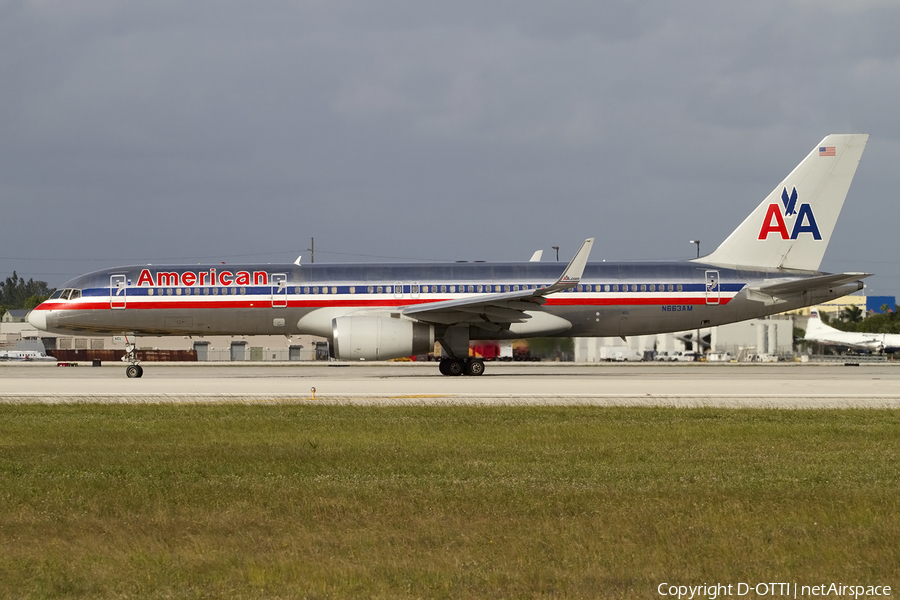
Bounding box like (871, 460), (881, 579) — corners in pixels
(288, 283), (687, 294)
(146, 287), (247, 296)
(88, 283), (692, 297)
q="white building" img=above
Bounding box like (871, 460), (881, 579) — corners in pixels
(0, 314), (328, 361)
(574, 317), (795, 362)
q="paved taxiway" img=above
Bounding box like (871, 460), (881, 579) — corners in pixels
(2, 361), (900, 407)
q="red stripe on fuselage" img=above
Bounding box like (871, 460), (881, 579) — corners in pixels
(33, 295), (733, 312)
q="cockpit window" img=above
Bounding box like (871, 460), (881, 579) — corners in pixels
(69, 289), (81, 300)
(49, 290), (65, 300)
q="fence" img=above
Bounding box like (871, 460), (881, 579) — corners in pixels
(50, 349), (198, 362)
(49, 346), (325, 362)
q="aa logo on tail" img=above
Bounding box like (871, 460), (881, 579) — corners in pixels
(757, 186), (821, 240)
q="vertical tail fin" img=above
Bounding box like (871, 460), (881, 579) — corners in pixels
(701, 134), (868, 271)
(806, 309), (838, 336)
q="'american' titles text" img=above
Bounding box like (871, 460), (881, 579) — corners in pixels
(137, 269), (270, 288)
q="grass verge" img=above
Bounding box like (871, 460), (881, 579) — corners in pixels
(0, 405), (898, 598)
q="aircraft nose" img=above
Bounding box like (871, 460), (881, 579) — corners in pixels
(27, 308), (47, 331)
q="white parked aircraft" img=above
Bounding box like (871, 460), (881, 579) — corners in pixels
(804, 309), (900, 354)
(0, 343), (55, 361)
(29, 134), (871, 377)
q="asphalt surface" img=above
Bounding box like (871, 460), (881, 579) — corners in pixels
(2, 361), (899, 407)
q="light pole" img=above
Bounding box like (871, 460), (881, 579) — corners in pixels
(690, 239), (701, 357)
(552, 246), (560, 261)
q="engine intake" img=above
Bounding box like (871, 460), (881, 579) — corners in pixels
(331, 316), (434, 361)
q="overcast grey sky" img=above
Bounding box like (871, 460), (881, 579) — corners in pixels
(2, 1), (899, 295)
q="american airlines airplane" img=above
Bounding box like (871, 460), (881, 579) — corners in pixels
(804, 309), (900, 354)
(29, 134), (870, 378)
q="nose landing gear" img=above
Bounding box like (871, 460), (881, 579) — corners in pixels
(122, 342), (143, 378)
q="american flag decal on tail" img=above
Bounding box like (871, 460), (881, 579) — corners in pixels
(819, 146), (836, 156)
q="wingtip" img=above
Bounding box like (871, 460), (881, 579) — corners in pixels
(556, 238), (595, 284)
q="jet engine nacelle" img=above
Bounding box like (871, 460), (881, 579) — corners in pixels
(331, 316), (435, 361)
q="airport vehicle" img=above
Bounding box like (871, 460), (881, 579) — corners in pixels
(803, 309), (900, 354)
(599, 345), (640, 362)
(29, 134), (870, 378)
(670, 351), (700, 362)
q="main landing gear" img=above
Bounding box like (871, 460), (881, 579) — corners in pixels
(436, 327), (484, 376)
(122, 341), (143, 378)
(438, 357), (485, 377)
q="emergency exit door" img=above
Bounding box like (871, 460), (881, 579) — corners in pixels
(110, 275), (127, 309)
(271, 273), (287, 307)
(705, 270), (720, 305)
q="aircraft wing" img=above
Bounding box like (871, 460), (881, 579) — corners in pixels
(402, 238), (594, 329)
(746, 272), (871, 304)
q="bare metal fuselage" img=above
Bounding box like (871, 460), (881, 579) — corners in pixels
(32, 260), (861, 340)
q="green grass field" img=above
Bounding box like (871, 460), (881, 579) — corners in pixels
(1, 405), (898, 599)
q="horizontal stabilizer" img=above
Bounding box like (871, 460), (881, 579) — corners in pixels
(745, 272), (870, 306)
(754, 272), (871, 297)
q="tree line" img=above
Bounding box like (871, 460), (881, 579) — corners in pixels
(0, 272), (53, 316)
(820, 304), (900, 334)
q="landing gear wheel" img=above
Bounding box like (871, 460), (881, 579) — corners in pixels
(441, 358), (466, 377)
(439, 357), (465, 376)
(122, 341), (142, 378)
(465, 358), (485, 376)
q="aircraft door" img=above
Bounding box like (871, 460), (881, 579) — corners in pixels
(110, 275), (127, 309)
(272, 273), (287, 308)
(705, 270), (720, 305)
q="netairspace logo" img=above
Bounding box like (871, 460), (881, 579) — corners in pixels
(657, 582), (891, 599)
